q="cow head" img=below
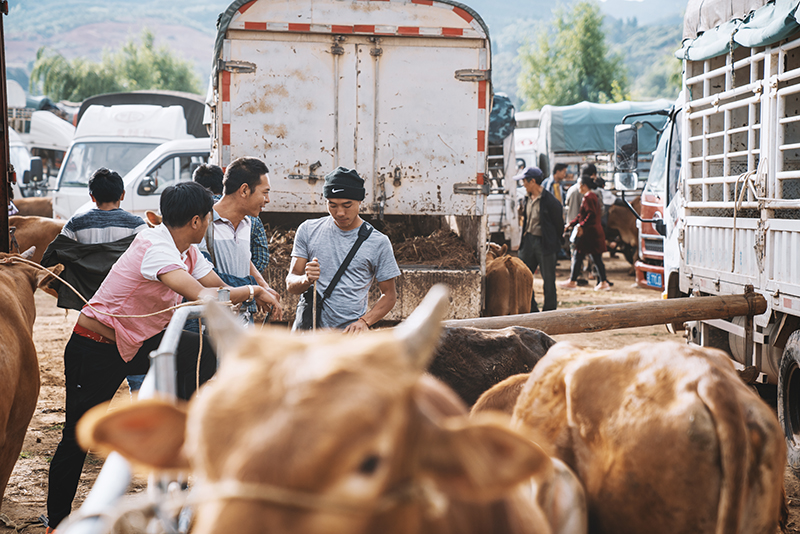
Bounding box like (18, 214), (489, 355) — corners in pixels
(486, 242), (508, 262)
(0, 251), (64, 323)
(78, 286), (552, 534)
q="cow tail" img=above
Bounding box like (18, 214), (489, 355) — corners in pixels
(696, 374), (747, 534)
(505, 258), (518, 314)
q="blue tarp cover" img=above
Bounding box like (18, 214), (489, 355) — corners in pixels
(677, 0), (800, 60)
(537, 100), (672, 155)
(489, 93), (515, 145)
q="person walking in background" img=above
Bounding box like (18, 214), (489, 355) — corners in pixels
(543, 163), (569, 260)
(559, 175), (611, 291)
(515, 166), (564, 312)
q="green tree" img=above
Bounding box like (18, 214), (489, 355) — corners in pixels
(30, 29), (199, 102)
(518, 1), (629, 109)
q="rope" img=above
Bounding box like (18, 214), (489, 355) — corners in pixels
(0, 256), (211, 319)
(730, 158), (765, 272)
(196, 318), (203, 392)
(189, 478), (447, 518)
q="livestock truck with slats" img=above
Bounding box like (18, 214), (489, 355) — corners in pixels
(616, 0), (800, 476)
(208, 0), (505, 323)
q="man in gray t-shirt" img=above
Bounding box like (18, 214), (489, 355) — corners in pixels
(287, 167), (400, 332)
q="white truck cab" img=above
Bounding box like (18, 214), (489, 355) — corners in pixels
(73, 137), (210, 218)
(53, 104), (193, 220)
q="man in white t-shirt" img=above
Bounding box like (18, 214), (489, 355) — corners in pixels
(44, 182), (280, 531)
(287, 167), (400, 332)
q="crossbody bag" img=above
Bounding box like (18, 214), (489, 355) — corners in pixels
(293, 222), (374, 330)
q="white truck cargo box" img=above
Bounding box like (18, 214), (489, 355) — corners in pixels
(211, 0), (493, 321)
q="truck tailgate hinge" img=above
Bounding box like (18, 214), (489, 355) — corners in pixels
(455, 69), (490, 82)
(217, 59), (256, 74)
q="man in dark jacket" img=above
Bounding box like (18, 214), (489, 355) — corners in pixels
(515, 166), (564, 312)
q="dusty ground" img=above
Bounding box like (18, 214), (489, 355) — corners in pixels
(1, 254), (798, 532)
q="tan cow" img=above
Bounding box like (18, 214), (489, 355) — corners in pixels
(0, 249), (62, 507)
(9, 215), (65, 264)
(13, 197), (53, 218)
(78, 288), (587, 534)
(471, 372), (531, 415)
(485, 243), (534, 317)
(510, 341), (787, 534)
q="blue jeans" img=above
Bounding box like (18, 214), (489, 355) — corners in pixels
(126, 374), (145, 392)
(518, 233), (557, 312)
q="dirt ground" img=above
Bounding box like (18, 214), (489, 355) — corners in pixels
(2, 254), (799, 532)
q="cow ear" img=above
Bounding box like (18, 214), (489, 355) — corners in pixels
(145, 210), (162, 227)
(416, 410), (551, 502)
(500, 243), (508, 256)
(77, 399), (190, 470)
(36, 263), (64, 291)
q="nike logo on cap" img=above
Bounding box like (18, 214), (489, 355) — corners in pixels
(332, 188), (345, 193)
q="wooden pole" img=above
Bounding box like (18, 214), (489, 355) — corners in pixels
(443, 293), (767, 335)
(0, 1), (10, 254)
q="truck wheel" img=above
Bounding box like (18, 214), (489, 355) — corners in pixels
(778, 330), (800, 478)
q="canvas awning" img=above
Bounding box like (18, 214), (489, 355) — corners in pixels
(677, 0), (800, 61)
(537, 100), (672, 156)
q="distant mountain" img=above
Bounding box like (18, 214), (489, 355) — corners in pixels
(462, 0), (686, 35)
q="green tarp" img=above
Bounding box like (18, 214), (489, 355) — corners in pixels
(537, 100), (672, 156)
(677, 0), (800, 60)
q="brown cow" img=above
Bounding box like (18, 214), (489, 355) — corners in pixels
(605, 196), (640, 265)
(429, 326), (554, 406)
(485, 242), (534, 316)
(78, 287), (587, 534)
(9, 215), (65, 264)
(510, 341), (786, 534)
(14, 197), (53, 218)
(0, 249), (62, 507)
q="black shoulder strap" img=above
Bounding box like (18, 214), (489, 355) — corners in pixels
(323, 222), (373, 301)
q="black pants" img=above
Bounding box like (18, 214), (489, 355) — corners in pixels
(46, 330), (216, 528)
(518, 233), (558, 312)
(570, 251), (608, 283)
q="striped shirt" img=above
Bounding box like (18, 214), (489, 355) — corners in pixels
(61, 208), (147, 244)
(200, 209), (252, 279)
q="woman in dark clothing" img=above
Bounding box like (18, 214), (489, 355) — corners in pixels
(559, 175), (611, 290)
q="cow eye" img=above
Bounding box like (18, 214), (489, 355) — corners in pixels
(358, 454), (381, 475)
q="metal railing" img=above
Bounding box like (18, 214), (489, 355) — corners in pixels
(59, 303), (214, 534)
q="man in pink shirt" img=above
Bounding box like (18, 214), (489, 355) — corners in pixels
(44, 181), (282, 532)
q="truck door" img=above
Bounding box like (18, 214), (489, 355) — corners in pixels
(220, 33), (487, 217)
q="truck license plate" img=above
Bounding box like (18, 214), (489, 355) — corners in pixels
(646, 272), (662, 288)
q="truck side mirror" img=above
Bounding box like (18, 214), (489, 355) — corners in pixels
(29, 157), (44, 183)
(614, 124), (638, 172)
(614, 172), (639, 191)
(138, 176), (157, 195)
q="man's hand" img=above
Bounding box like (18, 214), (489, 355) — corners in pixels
(305, 257), (320, 284)
(344, 317), (369, 335)
(256, 279), (281, 302)
(255, 286), (283, 321)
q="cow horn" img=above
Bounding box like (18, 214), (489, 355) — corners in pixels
(394, 284), (449, 370)
(20, 246), (36, 260)
(203, 297), (245, 355)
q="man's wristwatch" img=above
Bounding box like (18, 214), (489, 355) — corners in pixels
(245, 284), (255, 304)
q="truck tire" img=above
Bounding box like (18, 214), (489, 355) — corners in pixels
(778, 330), (800, 478)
